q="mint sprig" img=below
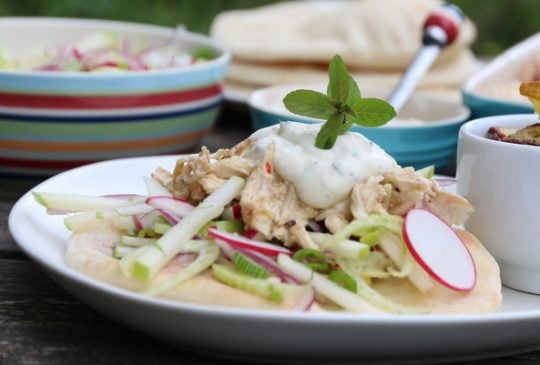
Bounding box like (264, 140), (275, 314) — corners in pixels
(283, 55), (396, 149)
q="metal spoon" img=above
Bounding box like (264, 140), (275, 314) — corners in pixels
(387, 3), (465, 112)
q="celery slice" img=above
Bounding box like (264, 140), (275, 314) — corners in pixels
(133, 176), (245, 282)
(233, 252), (269, 278)
(212, 264), (284, 302)
(325, 214), (403, 248)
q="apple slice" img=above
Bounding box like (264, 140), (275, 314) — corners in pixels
(402, 208), (476, 291)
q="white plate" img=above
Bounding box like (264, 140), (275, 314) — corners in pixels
(9, 156), (540, 363)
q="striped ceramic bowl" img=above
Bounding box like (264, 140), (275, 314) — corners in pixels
(0, 17), (230, 176)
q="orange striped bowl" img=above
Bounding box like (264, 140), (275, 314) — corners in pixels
(0, 18), (230, 176)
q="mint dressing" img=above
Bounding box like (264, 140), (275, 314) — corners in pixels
(247, 122), (397, 209)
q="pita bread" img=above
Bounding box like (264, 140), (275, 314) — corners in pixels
(373, 229), (502, 314)
(211, 0), (477, 94)
(66, 228), (297, 310)
(224, 49), (476, 96)
(65, 226), (501, 313)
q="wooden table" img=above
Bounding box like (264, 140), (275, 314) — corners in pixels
(2, 104), (540, 364)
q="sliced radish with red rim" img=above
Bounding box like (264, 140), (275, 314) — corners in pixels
(146, 196), (194, 218)
(207, 227), (291, 256)
(402, 208), (476, 291)
(222, 203), (242, 220)
(433, 178), (458, 187)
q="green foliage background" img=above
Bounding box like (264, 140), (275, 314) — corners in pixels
(0, 0), (537, 57)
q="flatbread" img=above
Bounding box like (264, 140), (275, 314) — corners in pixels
(66, 228), (294, 310)
(65, 226), (501, 314)
(211, 0), (478, 94)
(224, 49), (476, 96)
(372, 229), (502, 314)
(211, 0), (475, 68)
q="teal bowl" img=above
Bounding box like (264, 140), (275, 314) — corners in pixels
(461, 33), (539, 118)
(461, 90), (533, 118)
(0, 17), (230, 176)
(248, 84), (470, 171)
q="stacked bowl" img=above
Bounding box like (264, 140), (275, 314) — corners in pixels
(0, 18), (230, 175)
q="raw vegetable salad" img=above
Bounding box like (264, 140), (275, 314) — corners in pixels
(0, 30), (213, 72)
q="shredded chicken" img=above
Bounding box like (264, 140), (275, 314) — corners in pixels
(166, 144), (256, 203)
(384, 167), (432, 216)
(424, 184), (474, 225)
(239, 145), (317, 249)
(316, 200), (351, 234)
(350, 175), (389, 219)
(155, 139), (474, 257)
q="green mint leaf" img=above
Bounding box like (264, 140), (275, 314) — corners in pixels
(327, 55), (350, 104)
(345, 76), (361, 105)
(315, 113), (344, 149)
(283, 90), (335, 119)
(282, 53), (396, 150)
(340, 120), (353, 133)
(347, 98), (396, 127)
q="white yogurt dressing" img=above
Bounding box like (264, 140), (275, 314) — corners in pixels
(246, 122), (397, 209)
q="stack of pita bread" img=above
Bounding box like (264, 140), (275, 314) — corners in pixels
(210, 0), (477, 100)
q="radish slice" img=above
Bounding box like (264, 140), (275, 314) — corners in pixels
(402, 208), (476, 291)
(134, 209), (163, 230)
(213, 239), (299, 284)
(243, 228), (264, 240)
(232, 204), (242, 219)
(207, 227), (291, 256)
(222, 203), (242, 220)
(433, 178), (458, 187)
(155, 208), (179, 225)
(102, 194), (145, 200)
(146, 196), (194, 218)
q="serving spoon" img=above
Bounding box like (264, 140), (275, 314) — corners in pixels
(386, 3), (465, 113)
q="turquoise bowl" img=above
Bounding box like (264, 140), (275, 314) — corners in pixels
(461, 90), (533, 118)
(248, 84), (470, 171)
(0, 17), (230, 176)
(461, 33), (538, 118)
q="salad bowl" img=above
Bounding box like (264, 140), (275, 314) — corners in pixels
(0, 17), (230, 176)
(248, 84), (470, 170)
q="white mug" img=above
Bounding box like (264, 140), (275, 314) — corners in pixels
(456, 114), (540, 294)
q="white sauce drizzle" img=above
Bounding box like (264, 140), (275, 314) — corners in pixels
(246, 122), (397, 209)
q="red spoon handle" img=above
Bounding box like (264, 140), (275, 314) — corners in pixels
(423, 3), (464, 46)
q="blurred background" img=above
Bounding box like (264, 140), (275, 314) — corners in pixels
(0, 0), (537, 58)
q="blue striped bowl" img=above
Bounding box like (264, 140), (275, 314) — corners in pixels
(0, 17), (230, 176)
